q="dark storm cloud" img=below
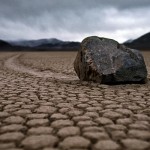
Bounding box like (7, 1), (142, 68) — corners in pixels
(1, 0), (150, 19)
(0, 0), (150, 42)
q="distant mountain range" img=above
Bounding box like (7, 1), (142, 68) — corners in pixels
(0, 38), (80, 51)
(0, 32), (150, 51)
(124, 32), (150, 50)
(9, 38), (65, 47)
(0, 40), (12, 48)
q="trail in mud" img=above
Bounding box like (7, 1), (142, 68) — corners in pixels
(4, 54), (78, 81)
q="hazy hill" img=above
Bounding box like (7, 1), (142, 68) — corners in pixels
(1, 32), (150, 51)
(10, 38), (80, 51)
(0, 40), (13, 51)
(0, 38), (80, 51)
(9, 38), (63, 47)
(124, 32), (150, 50)
(36, 41), (80, 50)
(0, 40), (12, 48)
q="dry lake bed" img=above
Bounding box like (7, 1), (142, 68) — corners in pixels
(0, 51), (150, 150)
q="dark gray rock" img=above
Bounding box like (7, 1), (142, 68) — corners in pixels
(74, 36), (147, 84)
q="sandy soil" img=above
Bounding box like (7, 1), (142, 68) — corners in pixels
(0, 51), (150, 150)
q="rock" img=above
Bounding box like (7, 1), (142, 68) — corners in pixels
(74, 36), (147, 84)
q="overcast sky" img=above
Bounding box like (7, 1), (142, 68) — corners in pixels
(0, 0), (150, 42)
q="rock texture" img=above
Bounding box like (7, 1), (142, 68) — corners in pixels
(74, 36), (147, 84)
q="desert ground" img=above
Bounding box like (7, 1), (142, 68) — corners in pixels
(0, 51), (150, 150)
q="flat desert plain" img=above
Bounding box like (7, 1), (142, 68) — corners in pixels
(0, 51), (150, 150)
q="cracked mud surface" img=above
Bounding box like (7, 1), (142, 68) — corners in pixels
(0, 51), (150, 150)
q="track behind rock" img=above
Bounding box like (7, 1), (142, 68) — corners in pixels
(4, 54), (78, 81)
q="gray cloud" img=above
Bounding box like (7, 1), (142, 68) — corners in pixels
(0, 0), (150, 42)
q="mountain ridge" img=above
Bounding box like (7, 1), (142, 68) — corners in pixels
(1, 32), (150, 51)
(9, 38), (64, 47)
(0, 38), (80, 51)
(0, 39), (12, 47)
(124, 32), (150, 50)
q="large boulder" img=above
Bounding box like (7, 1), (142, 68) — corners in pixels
(74, 36), (147, 84)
